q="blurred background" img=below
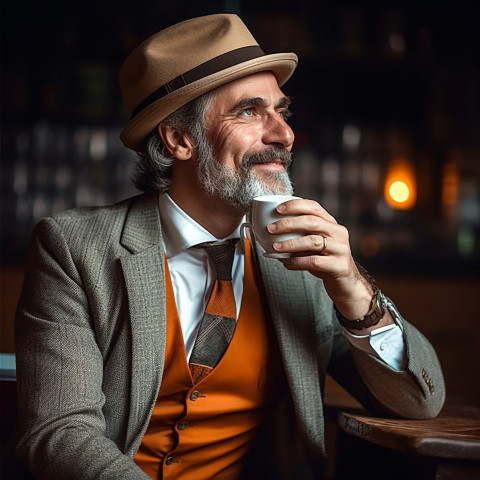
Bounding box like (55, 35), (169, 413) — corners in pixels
(1, 0), (479, 424)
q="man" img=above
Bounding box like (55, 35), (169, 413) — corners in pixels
(15, 14), (445, 480)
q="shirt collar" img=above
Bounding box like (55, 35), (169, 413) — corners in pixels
(158, 193), (245, 258)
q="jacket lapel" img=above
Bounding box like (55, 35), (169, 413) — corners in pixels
(254, 242), (326, 455)
(119, 193), (168, 452)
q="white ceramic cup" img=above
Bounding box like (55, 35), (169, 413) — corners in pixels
(241, 195), (302, 258)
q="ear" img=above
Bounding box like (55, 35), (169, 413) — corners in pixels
(158, 124), (194, 161)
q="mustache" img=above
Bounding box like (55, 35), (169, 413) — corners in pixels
(242, 147), (293, 169)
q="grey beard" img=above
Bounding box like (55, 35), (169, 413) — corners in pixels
(196, 141), (294, 211)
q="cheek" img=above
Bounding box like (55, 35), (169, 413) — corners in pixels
(211, 125), (259, 158)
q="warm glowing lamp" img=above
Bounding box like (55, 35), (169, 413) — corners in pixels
(384, 159), (416, 210)
(389, 181), (410, 203)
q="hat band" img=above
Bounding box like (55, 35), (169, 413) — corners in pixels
(131, 45), (265, 119)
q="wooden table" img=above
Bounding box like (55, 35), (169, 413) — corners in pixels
(336, 405), (480, 480)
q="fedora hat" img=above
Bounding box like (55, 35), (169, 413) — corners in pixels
(119, 14), (298, 151)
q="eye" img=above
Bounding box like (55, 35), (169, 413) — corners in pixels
(278, 108), (292, 121)
(240, 107), (254, 116)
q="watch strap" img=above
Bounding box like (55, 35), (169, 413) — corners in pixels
(335, 289), (386, 331)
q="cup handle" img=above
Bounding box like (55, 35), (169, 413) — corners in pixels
(240, 222), (251, 242)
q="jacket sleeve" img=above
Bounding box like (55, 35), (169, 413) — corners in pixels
(327, 296), (446, 419)
(15, 217), (150, 480)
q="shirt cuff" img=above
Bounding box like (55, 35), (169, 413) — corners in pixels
(344, 324), (406, 371)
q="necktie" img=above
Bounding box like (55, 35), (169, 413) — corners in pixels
(189, 239), (238, 384)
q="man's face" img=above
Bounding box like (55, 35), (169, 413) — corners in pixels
(195, 72), (295, 210)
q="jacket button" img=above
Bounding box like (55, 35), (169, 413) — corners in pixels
(165, 456), (175, 466)
(177, 421), (188, 430)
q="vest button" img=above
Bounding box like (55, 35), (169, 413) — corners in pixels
(190, 390), (200, 401)
(165, 456), (175, 466)
(177, 421), (188, 430)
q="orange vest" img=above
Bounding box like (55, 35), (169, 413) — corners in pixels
(134, 241), (285, 479)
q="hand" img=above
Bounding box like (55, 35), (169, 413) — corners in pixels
(267, 198), (388, 326)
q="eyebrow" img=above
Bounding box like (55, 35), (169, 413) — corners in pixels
(233, 95), (292, 111)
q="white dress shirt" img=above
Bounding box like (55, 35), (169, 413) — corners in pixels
(158, 193), (405, 370)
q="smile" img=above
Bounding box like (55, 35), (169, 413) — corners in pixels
(242, 147), (292, 171)
(251, 160), (286, 170)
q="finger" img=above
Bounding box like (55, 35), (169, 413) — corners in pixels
(277, 199), (338, 224)
(273, 234), (334, 256)
(269, 215), (347, 240)
(280, 253), (341, 275)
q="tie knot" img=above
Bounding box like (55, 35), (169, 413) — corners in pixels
(195, 239), (238, 281)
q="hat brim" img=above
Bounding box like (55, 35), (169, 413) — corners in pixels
(120, 52), (298, 152)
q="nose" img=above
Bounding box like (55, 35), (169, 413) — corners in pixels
(262, 113), (294, 149)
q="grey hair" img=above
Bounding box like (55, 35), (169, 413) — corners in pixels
(133, 92), (213, 192)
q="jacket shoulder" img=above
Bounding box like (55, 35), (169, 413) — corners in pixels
(50, 196), (136, 228)
(29, 193), (157, 264)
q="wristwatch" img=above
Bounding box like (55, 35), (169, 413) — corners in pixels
(334, 289), (386, 331)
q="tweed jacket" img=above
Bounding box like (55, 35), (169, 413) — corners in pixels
(15, 192), (445, 480)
